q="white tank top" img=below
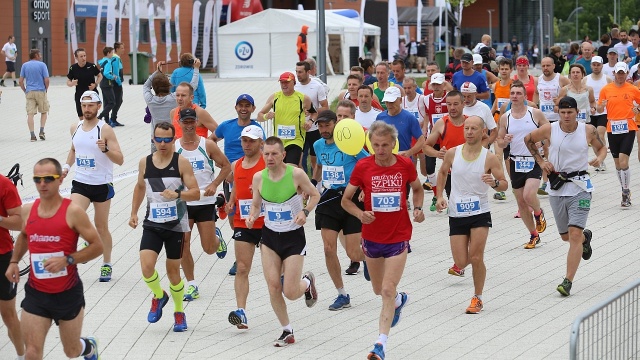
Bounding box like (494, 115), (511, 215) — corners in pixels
(537, 74), (561, 121)
(449, 145), (490, 217)
(506, 106), (539, 157)
(72, 120), (114, 185)
(402, 94), (424, 122)
(566, 89), (591, 123)
(585, 74), (608, 115)
(175, 137), (216, 206)
(547, 121), (592, 196)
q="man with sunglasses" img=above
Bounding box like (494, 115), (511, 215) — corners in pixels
(7, 158), (103, 360)
(61, 91), (124, 283)
(130, 122), (200, 332)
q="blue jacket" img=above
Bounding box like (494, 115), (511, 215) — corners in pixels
(170, 67), (206, 108)
(98, 56), (122, 86)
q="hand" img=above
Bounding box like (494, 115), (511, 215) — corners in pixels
(5, 263), (20, 284)
(245, 215), (255, 229)
(265, 111), (275, 120)
(194, 58), (201, 68)
(539, 160), (555, 173)
(203, 183), (217, 197)
(359, 211), (376, 224)
(303, 120), (313, 131)
(161, 189), (180, 200)
(413, 208), (425, 222)
(437, 146), (447, 160)
(61, 168), (69, 180)
(43, 256), (68, 274)
(224, 201), (234, 214)
(503, 134), (514, 144)
(129, 215), (139, 229)
(294, 211), (307, 226)
(88, 82), (96, 90)
(70, 79), (78, 86)
(435, 197), (448, 212)
(397, 151), (410, 157)
(96, 139), (107, 152)
(588, 157), (601, 168)
(481, 174), (496, 187)
(358, 190), (365, 202)
(633, 107), (640, 115)
(156, 61), (165, 72)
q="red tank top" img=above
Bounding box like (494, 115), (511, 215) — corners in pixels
(25, 198), (80, 293)
(426, 92), (449, 126)
(233, 156), (266, 229)
(423, 80), (434, 95)
(439, 115), (467, 150)
(172, 104), (209, 138)
(513, 75), (535, 101)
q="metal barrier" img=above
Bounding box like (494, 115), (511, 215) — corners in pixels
(569, 278), (640, 360)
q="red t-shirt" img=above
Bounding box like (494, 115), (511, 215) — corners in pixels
(0, 175), (21, 254)
(233, 156), (266, 229)
(349, 155), (417, 244)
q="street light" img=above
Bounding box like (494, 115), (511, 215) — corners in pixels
(597, 16), (601, 39)
(547, 14), (551, 49)
(575, 0), (579, 40)
(487, 9), (494, 41)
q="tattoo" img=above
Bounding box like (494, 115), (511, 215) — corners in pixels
(592, 127), (605, 147)
(525, 136), (543, 161)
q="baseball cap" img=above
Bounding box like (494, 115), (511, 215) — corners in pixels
(179, 108), (198, 121)
(381, 87), (402, 102)
(240, 125), (264, 140)
(430, 73), (445, 84)
(591, 56), (603, 64)
(279, 72), (296, 82)
(80, 91), (101, 103)
(614, 62), (629, 73)
(558, 96), (578, 110)
(236, 94), (255, 106)
(607, 47), (618, 54)
(473, 54), (483, 65)
(460, 82), (477, 93)
(316, 109), (337, 123)
(461, 53), (473, 63)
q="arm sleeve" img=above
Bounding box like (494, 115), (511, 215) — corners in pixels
(196, 76), (206, 109)
(143, 71), (156, 104)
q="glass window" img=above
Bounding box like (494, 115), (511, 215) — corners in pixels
(65, 18), (87, 43)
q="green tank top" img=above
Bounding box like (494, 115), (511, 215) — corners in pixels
(273, 91), (306, 148)
(261, 165), (297, 203)
(373, 81), (396, 110)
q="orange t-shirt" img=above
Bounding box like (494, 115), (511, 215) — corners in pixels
(172, 104), (210, 138)
(493, 79), (512, 122)
(233, 156), (266, 229)
(598, 82), (640, 132)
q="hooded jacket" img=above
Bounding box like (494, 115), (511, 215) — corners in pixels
(297, 25), (309, 54)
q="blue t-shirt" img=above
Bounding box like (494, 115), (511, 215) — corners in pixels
(214, 119), (264, 162)
(171, 67), (206, 108)
(393, 79), (423, 95)
(452, 71), (489, 95)
(313, 139), (369, 190)
(20, 60), (49, 92)
(574, 57), (593, 75)
(376, 110), (423, 151)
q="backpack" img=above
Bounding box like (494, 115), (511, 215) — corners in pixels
(6, 163), (22, 187)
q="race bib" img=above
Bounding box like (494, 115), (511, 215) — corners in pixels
(265, 204), (293, 224)
(431, 113), (447, 124)
(76, 155), (96, 171)
(611, 120), (629, 134)
(577, 110), (587, 122)
(514, 156), (535, 173)
(31, 252), (68, 279)
(371, 192), (401, 212)
(238, 199), (265, 219)
(322, 165), (345, 185)
(188, 157), (205, 172)
(570, 175), (594, 193)
(410, 111), (420, 120)
(277, 125), (296, 140)
(149, 201), (178, 223)
(540, 104), (554, 113)
(497, 98), (509, 109)
(455, 196), (481, 215)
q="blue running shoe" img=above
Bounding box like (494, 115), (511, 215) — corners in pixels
(173, 312), (188, 332)
(391, 292), (409, 327)
(229, 261), (237, 276)
(99, 264), (112, 282)
(363, 260), (371, 281)
(147, 291), (169, 323)
(367, 343), (385, 360)
(228, 309), (248, 329)
(84, 336), (100, 360)
(183, 285), (199, 301)
(216, 227), (227, 259)
(328, 294), (351, 311)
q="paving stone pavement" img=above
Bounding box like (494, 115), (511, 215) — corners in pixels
(0, 73), (638, 359)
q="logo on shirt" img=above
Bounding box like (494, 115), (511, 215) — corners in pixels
(371, 172), (403, 191)
(29, 233), (61, 242)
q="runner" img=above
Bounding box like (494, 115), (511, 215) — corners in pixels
(341, 120), (425, 360)
(460, 82), (498, 146)
(512, 56), (537, 101)
(422, 73), (448, 193)
(7, 158), (103, 360)
(524, 96), (607, 295)
(491, 58), (513, 200)
(129, 122), (200, 332)
(557, 64), (596, 128)
(66, 48), (102, 120)
(370, 62), (404, 110)
(170, 82), (218, 139)
(62, 91), (124, 282)
(435, 116), (508, 313)
(452, 53), (491, 101)
(355, 85), (383, 128)
(584, 56), (612, 171)
(245, 136), (320, 347)
(337, 74), (384, 110)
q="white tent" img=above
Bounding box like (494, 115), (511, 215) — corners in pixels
(217, 9), (380, 78)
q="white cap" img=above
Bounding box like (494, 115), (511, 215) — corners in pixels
(473, 54), (483, 65)
(591, 56), (603, 64)
(614, 62), (629, 73)
(240, 125), (265, 140)
(430, 73), (445, 84)
(381, 87), (402, 102)
(460, 82), (477, 93)
(80, 91), (101, 103)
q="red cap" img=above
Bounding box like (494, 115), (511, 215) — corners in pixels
(279, 72), (296, 82)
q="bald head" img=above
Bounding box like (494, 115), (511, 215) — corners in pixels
(465, 116), (485, 129)
(581, 42), (593, 59)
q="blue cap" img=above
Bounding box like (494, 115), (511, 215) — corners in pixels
(236, 94), (255, 106)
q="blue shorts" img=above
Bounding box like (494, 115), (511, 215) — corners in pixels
(361, 239), (409, 259)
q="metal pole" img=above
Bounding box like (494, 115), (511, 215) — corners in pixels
(487, 9), (494, 42)
(597, 16), (601, 39)
(317, 0), (327, 83)
(547, 14), (551, 49)
(67, 0), (71, 69)
(444, 5), (449, 66)
(613, 1), (616, 27)
(539, 0), (543, 59)
(575, 0), (578, 41)
(132, 0), (138, 85)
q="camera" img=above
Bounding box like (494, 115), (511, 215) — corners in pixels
(187, 58), (195, 66)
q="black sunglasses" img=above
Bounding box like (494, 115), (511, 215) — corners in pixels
(33, 174), (61, 184)
(154, 137), (174, 143)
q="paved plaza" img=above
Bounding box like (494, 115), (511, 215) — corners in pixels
(0, 73), (638, 359)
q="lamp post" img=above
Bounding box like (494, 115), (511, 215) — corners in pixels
(597, 16), (601, 39)
(487, 9), (494, 41)
(575, 0), (579, 40)
(547, 13), (551, 49)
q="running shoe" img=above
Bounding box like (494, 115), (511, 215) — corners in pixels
(363, 260), (371, 281)
(537, 183), (548, 195)
(514, 209), (521, 218)
(406, 200), (411, 210)
(303, 271), (318, 308)
(84, 336), (100, 360)
(621, 190), (632, 208)
(345, 261), (360, 275)
(147, 291), (169, 323)
(99, 264), (112, 282)
(0, 80), (4, 87)
(39, 132), (46, 141)
(367, 343), (385, 360)
(535, 209), (547, 233)
(448, 264), (465, 276)
(229, 261), (237, 276)
(429, 197), (437, 212)
(110, 120), (125, 127)
(391, 292), (409, 327)
(582, 229), (593, 260)
(422, 181), (433, 191)
(524, 234), (541, 249)
(274, 330), (295, 347)
(183, 285), (199, 301)
(173, 312), (188, 332)
(465, 296), (483, 314)
(216, 193), (227, 220)
(328, 294), (351, 311)
(228, 309), (248, 329)
(599, 163), (607, 172)
(557, 278), (572, 296)
(215, 227), (227, 259)
(30, 135), (37, 142)
(493, 191), (506, 200)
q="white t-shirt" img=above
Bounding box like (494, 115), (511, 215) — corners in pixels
(463, 100), (497, 130)
(602, 63), (616, 78)
(355, 107), (382, 128)
(295, 80), (327, 132)
(2, 42), (17, 62)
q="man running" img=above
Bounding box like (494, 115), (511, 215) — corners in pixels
(66, 48), (102, 120)
(584, 56), (612, 171)
(62, 91), (124, 282)
(129, 122), (200, 332)
(460, 82), (498, 146)
(525, 96), (607, 295)
(342, 121), (425, 360)
(170, 82), (218, 139)
(295, 61), (328, 173)
(355, 85), (383, 128)
(7, 158), (103, 360)
(422, 73), (449, 193)
(370, 62), (404, 110)
(245, 136), (320, 347)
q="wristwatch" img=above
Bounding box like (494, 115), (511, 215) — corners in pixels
(492, 179), (500, 189)
(302, 209), (310, 217)
(66, 255), (75, 265)
(102, 145), (109, 153)
(175, 189), (182, 199)
(414, 206), (423, 211)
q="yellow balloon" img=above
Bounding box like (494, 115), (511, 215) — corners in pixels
(365, 130), (399, 154)
(333, 118), (366, 156)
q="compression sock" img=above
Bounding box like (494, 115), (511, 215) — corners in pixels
(170, 280), (185, 312)
(143, 270), (164, 299)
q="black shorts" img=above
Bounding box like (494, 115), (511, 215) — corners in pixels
(607, 131), (636, 158)
(509, 158), (542, 189)
(187, 204), (215, 223)
(71, 180), (115, 203)
(503, 144), (511, 160)
(449, 212), (493, 236)
(261, 226), (306, 261)
(304, 130), (321, 156)
(284, 144), (303, 165)
(0, 252), (17, 301)
(140, 226), (185, 260)
(315, 189), (363, 235)
(21, 281), (85, 326)
(591, 114), (608, 128)
(232, 227), (262, 247)
(6, 61), (15, 73)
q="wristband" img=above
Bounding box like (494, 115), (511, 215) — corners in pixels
(62, 164), (71, 172)
(311, 179), (318, 186)
(9, 261), (18, 264)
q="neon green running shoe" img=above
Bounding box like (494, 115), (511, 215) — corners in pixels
(429, 197), (437, 212)
(183, 285), (200, 301)
(216, 227), (227, 259)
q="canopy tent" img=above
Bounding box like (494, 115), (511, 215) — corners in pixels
(217, 9), (380, 78)
(397, 6), (457, 26)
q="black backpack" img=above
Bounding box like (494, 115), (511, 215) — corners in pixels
(6, 163), (22, 187)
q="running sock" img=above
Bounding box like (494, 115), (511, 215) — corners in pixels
(17, 355), (25, 360)
(30, 131), (35, 137)
(376, 334), (388, 352)
(533, 209), (542, 219)
(170, 280), (185, 312)
(303, 276), (311, 289)
(394, 293), (402, 307)
(337, 287), (348, 296)
(475, 294), (483, 301)
(620, 168), (630, 190)
(283, 324), (293, 333)
(427, 173), (437, 184)
(103, 262), (112, 267)
(188, 280), (198, 288)
(80, 338), (93, 356)
(531, 231), (539, 237)
(143, 270), (164, 299)
(39, 127), (44, 133)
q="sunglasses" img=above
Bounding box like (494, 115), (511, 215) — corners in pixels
(154, 137), (174, 143)
(33, 174), (61, 184)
